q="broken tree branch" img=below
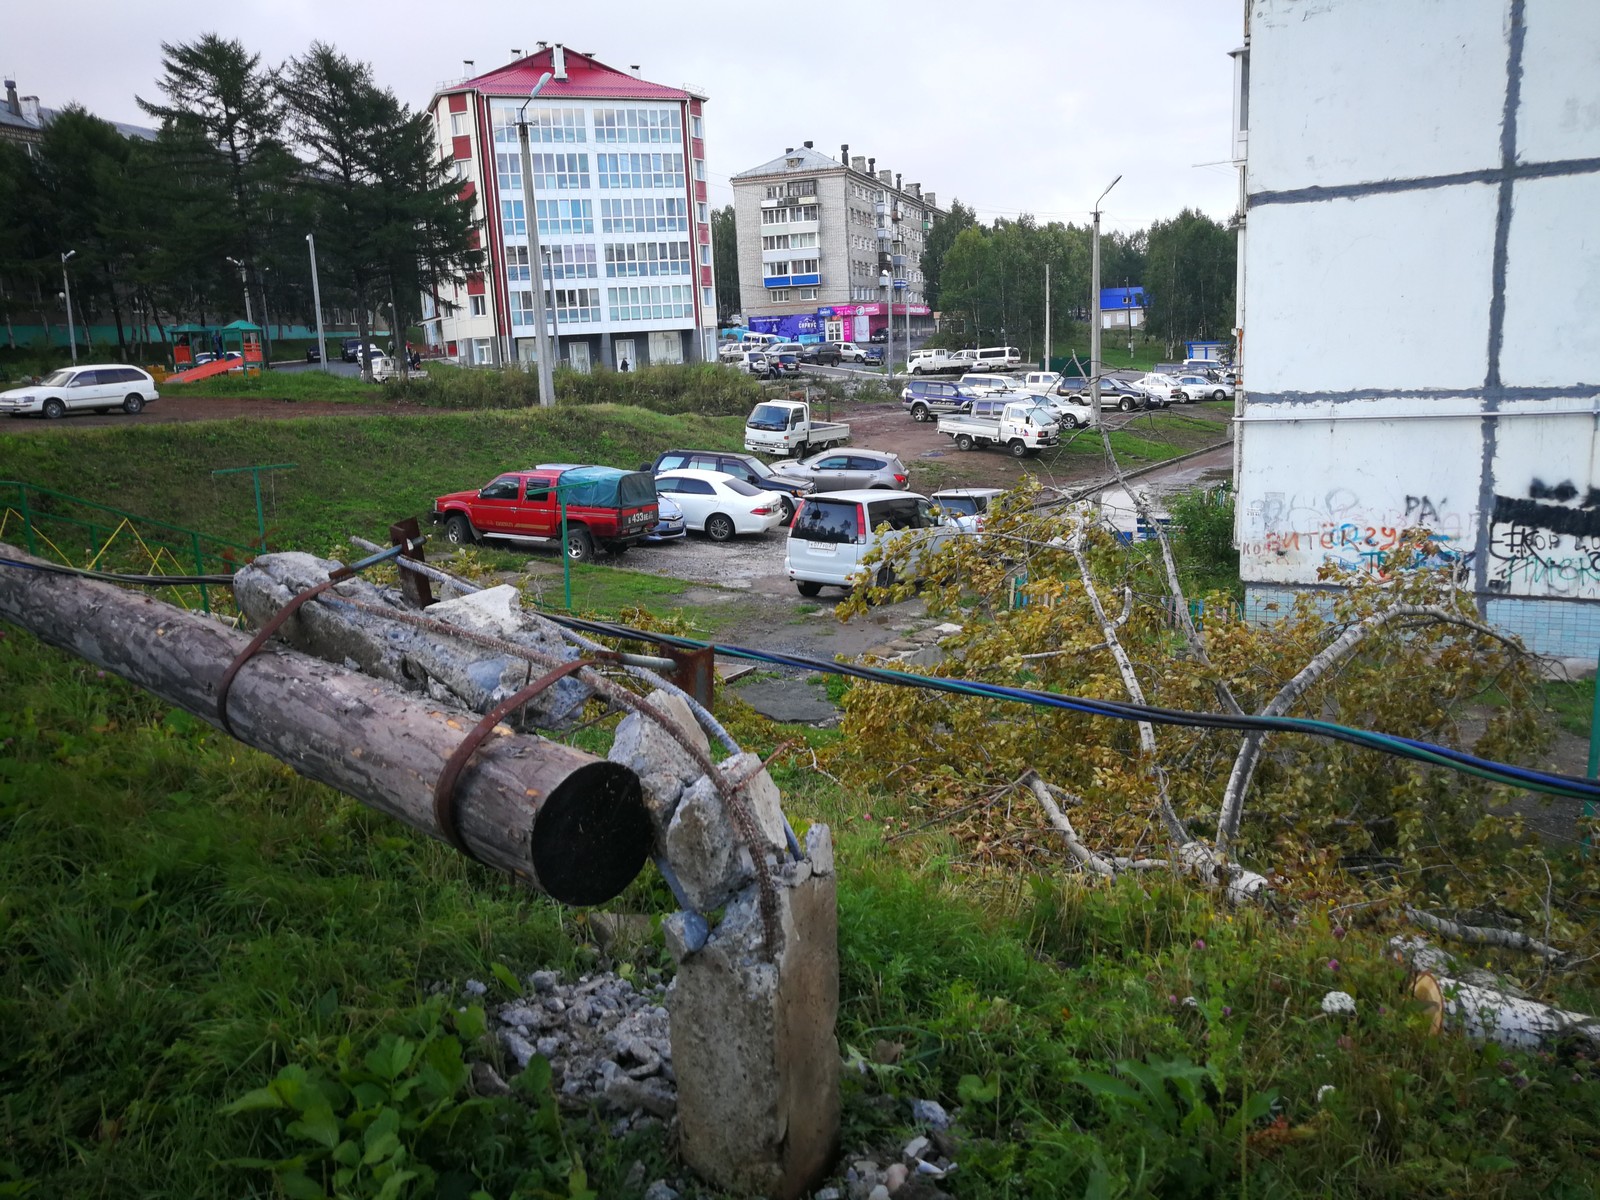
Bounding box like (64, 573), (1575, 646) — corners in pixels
(1406, 906), (1568, 965)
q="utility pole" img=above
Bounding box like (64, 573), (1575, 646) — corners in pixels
(517, 71), (557, 405)
(543, 245), (562, 368)
(1090, 175), (1121, 424)
(1044, 261), (1051, 371)
(880, 270), (892, 384)
(306, 233), (328, 373)
(60, 250), (77, 364)
(226, 256), (254, 325)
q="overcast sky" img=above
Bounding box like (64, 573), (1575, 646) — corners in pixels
(8, 0), (1243, 234)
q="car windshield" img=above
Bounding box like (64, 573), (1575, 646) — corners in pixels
(749, 404), (791, 430)
(936, 495), (979, 516)
(38, 370), (76, 386)
(744, 458), (781, 480)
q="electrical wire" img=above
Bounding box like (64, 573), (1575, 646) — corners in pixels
(0, 555), (235, 586)
(6, 553), (1594, 803)
(533, 611), (1600, 805)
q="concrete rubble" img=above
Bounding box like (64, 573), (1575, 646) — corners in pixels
(233, 556), (587, 729)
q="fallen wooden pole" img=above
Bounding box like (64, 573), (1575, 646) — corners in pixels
(0, 545), (651, 904)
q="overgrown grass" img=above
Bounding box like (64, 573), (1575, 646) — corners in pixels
(171, 367), (388, 403)
(0, 405), (745, 552)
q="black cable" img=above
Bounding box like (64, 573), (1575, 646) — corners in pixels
(0, 555), (235, 586)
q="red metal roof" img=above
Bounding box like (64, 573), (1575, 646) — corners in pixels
(458, 49), (691, 102)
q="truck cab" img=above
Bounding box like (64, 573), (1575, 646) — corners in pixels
(743, 399), (851, 458)
(431, 465), (658, 562)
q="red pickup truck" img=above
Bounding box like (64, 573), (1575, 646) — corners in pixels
(432, 464), (659, 561)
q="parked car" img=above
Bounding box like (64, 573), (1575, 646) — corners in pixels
(765, 352), (802, 378)
(430, 464), (658, 562)
(937, 398), (1060, 456)
(861, 346), (884, 366)
(958, 372), (1026, 396)
(868, 329), (887, 344)
(653, 469), (787, 541)
(647, 449), (815, 524)
(908, 348), (965, 375)
(744, 400), (851, 457)
(901, 379), (979, 422)
(733, 350), (770, 376)
(931, 487), (1005, 533)
(950, 346), (1023, 371)
(1048, 378), (1145, 416)
(768, 449), (909, 492)
(1173, 373), (1230, 401)
(645, 493), (687, 543)
(798, 343), (842, 366)
(1132, 373), (1186, 406)
(717, 342), (747, 363)
(342, 339), (384, 363)
(0, 364), (160, 419)
(765, 342), (804, 356)
(305, 344), (323, 363)
(830, 341), (870, 362)
(786, 490), (954, 596)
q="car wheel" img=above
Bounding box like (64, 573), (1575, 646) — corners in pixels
(122, 393), (145, 415)
(706, 514), (736, 542)
(41, 398), (65, 420)
(1213, 389), (1228, 401)
(912, 366), (923, 375)
(1119, 397), (1134, 412)
(955, 433), (974, 451)
(777, 495), (796, 525)
(444, 514), (474, 545)
(566, 528), (595, 562)
(796, 581), (823, 598)
(792, 442), (808, 459)
(875, 565), (898, 589)
(911, 403), (930, 422)
(1060, 413), (1080, 429)
(1008, 439), (1029, 459)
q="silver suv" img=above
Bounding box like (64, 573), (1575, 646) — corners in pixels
(769, 449), (909, 491)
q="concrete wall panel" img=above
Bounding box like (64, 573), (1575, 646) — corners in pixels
(1499, 173), (1600, 387)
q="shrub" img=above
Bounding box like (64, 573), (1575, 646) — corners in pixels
(395, 361), (761, 416)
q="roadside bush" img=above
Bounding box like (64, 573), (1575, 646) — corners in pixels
(1166, 483), (1240, 596)
(396, 361), (760, 416)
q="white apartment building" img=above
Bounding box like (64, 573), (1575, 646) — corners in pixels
(731, 144), (944, 343)
(1232, 0), (1600, 656)
(422, 45), (717, 370)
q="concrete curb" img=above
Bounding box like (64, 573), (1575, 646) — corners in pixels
(1062, 437), (1235, 503)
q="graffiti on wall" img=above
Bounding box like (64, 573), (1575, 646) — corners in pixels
(1242, 488), (1472, 577)
(1486, 478), (1600, 596)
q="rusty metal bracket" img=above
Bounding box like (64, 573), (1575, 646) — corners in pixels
(390, 517), (433, 608)
(216, 565), (358, 737)
(431, 658), (593, 858)
(663, 645), (716, 711)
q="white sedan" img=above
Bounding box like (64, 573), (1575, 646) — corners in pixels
(652, 468), (787, 541)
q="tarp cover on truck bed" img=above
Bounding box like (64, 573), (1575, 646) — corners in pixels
(555, 466), (657, 508)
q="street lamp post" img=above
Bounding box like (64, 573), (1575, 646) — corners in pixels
(543, 245), (562, 368)
(879, 269), (892, 384)
(1090, 175), (1122, 424)
(226, 256), (254, 325)
(60, 250), (77, 364)
(517, 71), (556, 405)
(305, 233), (329, 373)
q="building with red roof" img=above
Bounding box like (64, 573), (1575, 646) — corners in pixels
(421, 45), (715, 371)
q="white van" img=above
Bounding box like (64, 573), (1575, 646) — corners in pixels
(743, 332), (781, 347)
(952, 346), (1023, 371)
(958, 372), (1025, 395)
(786, 490), (954, 596)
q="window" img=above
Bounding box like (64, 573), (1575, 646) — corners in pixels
(596, 152), (685, 189)
(600, 197), (688, 233)
(785, 179), (817, 197)
(790, 498), (862, 545)
(529, 153), (589, 189)
(696, 202), (708, 223)
(702, 287), (715, 309)
(506, 244), (532, 282)
(480, 476), (520, 500)
(542, 243), (599, 280)
(501, 198), (526, 236)
(691, 115), (703, 138)
(491, 105), (586, 144)
(606, 285), (694, 321)
(451, 112), (470, 137)
(593, 107), (682, 143)
(551, 287), (602, 323)
(535, 198), (594, 235)
(495, 152), (521, 192)
(699, 244), (711, 265)
(678, 478), (715, 496)
(605, 241), (692, 278)
(768, 289), (790, 302)
(469, 294), (487, 317)
(797, 287), (818, 300)
(472, 338), (494, 365)
(509, 289), (534, 325)
(693, 158), (705, 181)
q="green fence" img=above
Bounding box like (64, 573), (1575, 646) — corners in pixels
(0, 480), (257, 614)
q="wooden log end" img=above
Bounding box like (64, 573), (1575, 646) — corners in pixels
(531, 760), (652, 907)
(1413, 971), (1444, 1037)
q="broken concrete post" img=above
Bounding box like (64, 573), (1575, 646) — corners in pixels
(667, 825), (839, 1199)
(233, 556), (587, 729)
(607, 688), (710, 839)
(665, 753), (791, 911)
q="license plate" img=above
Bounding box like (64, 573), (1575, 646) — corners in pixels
(806, 542), (836, 555)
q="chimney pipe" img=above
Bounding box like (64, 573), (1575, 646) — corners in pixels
(867, 156), (875, 176)
(803, 139), (813, 149)
(552, 44), (568, 80)
(3, 80), (18, 117)
(850, 156), (866, 172)
(895, 172), (902, 193)
(785, 147), (793, 154)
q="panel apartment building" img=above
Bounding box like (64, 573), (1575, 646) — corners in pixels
(731, 144), (944, 344)
(422, 46), (717, 370)
(1232, 0), (1600, 656)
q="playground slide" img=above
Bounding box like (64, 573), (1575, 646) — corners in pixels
(164, 358), (239, 385)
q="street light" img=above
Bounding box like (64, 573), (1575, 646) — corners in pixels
(879, 269), (892, 383)
(60, 250), (77, 364)
(517, 71), (556, 405)
(1090, 174), (1121, 422)
(543, 244), (562, 369)
(305, 233), (329, 373)
(225, 256), (254, 325)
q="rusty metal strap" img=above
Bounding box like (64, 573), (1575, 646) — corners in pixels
(216, 567), (357, 737)
(430, 658), (593, 859)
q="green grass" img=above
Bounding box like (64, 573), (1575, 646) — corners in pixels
(0, 405), (746, 553)
(172, 368), (386, 403)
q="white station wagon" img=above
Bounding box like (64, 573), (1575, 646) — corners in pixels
(0, 364), (160, 419)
